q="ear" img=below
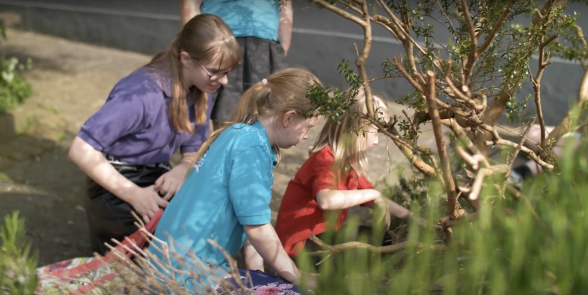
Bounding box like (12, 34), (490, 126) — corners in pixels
(282, 110), (298, 128)
(179, 51), (193, 68)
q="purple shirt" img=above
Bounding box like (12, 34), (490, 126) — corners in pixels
(78, 67), (212, 165)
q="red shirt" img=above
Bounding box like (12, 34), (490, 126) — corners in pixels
(275, 146), (374, 258)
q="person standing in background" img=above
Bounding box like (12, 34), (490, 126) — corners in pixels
(180, 0), (293, 129)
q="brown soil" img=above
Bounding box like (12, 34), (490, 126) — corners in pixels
(0, 28), (437, 266)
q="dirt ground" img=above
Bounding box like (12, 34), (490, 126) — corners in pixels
(0, 27), (439, 266)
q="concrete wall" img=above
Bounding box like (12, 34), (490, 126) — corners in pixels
(2, 0), (588, 126)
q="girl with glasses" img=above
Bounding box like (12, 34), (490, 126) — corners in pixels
(67, 14), (241, 255)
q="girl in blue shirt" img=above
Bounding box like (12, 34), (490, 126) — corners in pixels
(150, 68), (322, 289)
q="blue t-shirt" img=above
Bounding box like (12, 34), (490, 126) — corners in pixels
(201, 0), (280, 42)
(149, 120), (276, 289)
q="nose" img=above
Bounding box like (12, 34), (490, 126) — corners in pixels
(218, 74), (229, 85)
(374, 135), (379, 145)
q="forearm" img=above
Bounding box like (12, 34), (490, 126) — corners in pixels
(179, 0), (201, 26)
(244, 224), (300, 283)
(68, 136), (138, 203)
(242, 239), (264, 271)
(385, 199), (411, 219)
(316, 189), (381, 210)
(175, 152), (198, 174)
(278, 0), (293, 56)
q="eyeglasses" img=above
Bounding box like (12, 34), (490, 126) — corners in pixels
(197, 62), (232, 81)
(180, 50), (233, 81)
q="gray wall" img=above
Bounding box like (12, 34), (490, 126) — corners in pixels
(2, 0), (588, 126)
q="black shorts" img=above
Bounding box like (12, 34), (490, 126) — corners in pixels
(84, 160), (170, 255)
(211, 36), (289, 122)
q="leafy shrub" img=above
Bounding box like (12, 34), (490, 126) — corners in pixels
(0, 212), (38, 295)
(294, 140), (588, 295)
(0, 56), (33, 113)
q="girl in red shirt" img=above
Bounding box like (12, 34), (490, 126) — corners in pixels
(275, 91), (412, 258)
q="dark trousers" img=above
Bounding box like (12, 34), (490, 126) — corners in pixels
(84, 164), (168, 255)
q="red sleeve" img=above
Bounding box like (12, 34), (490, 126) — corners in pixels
(310, 150), (339, 198)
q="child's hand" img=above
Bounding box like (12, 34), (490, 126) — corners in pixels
(127, 185), (168, 223)
(373, 197), (391, 230)
(154, 164), (189, 200)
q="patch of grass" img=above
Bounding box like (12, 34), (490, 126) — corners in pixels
(41, 104), (60, 115)
(0, 172), (10, 180)
(17, 114), (34, 136)
(59, 131), (67, 142)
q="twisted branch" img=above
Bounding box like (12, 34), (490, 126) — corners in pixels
(425, 70), (458, 219)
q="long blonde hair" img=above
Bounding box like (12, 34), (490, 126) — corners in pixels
(187, 68), (322, 171)
(309, 90), (390, 179)
(148, 14), (241, 133)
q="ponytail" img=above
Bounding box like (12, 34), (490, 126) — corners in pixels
(185, 81), (269, 176)
(185, 68), (323, 177)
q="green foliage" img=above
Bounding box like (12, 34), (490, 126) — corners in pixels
(549, 11), (588, 64)
(0, 19), (6, 40)
(298, 142), (588, 294)
(0, 56), (33, 113)
(505, 93), (531, 122)
(0, 212), (38, 295)
(305, 60), (361, 122)
(308, 0), (586, 126)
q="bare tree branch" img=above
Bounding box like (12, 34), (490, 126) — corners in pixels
(337, 0), (362, 14)
(443, 61), (485, 111)
(547, 30), (588, 143)
(375, 0), (407, 39)
(485, 139), (554, 169)
(308, 234), (447, 256)
(392, 57), (424, 93)
(467, 165), (509, 200)
(311, 0), (365, 25)
(571, 21), (588, 70)
(356, 0), (375, 118)
(529, 34), (557, 152)
(443, 211), (478, 227)
(436, 0), (457, 35)
(477, 0), (518, 55)
(459, 0), (478, 81)
(425, 71), (458, 219)
(532, 0), (568, 24)
(502, 118), (536, 190)
(371, 118), (438, 176)
(312, 0), (375, 118)
(372, 14), (402, 40)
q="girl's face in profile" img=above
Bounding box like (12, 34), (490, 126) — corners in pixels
(180, 51), (233, 94)
(365, 124), (379, 150)
(278, 114), (321, 149)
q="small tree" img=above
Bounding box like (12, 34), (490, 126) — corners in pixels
(306, 0), (588, 239)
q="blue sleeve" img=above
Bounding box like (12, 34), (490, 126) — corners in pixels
(228, 146), (273, 225)
(77, 82), (151, 151)
(181, 93), (212, 154)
